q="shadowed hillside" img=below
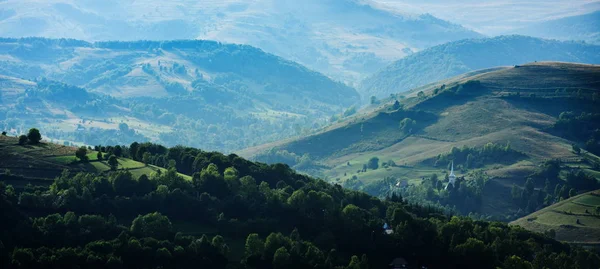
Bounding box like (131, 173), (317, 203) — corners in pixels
(243, 62), (600, 220)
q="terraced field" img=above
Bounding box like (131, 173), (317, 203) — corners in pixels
(511, 190), (600, 245)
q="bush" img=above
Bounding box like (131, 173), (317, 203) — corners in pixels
(27, 128), (41, 144)
(76, 147), (89, 162)
(367, 157), (379, 170)
(18, 135), (28, 145)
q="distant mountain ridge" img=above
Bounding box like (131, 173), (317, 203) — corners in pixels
(0, 37), (359, 152)
(512, 11), (600, 44)
(0, 0), (483, 83)
(359, 35), (600, 99)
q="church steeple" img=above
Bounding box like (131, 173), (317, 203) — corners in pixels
(446, 161), (457, 190)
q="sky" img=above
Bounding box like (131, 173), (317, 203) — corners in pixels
(374, 0), (600, 35)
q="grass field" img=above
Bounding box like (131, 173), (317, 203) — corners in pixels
(0, 136), (192, 183)
(511, 191), (600, 245)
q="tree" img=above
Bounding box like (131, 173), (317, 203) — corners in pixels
(367, 157), (379, 170)
(244, 233), (264, 258)
(1, 131), (6, 136)
(112, 171), (137, 196)
(399, 118), (417, 133)
(113, 145), (122, 157)
(108, 155), (119, 171)
(130, 212), (172, 240)
(75, 147), (89, 162)
(370, 96), (377, 105)
(18, 135), (28, 145)
(503, 255), (533, 269)
(272, 247), (291, 269)
(97, 151), (103, 161)
(26, 128), (41, 144)
(569, 188), (577, 198)
(572, 144), (581, 154)
(417, 91), (425, 98)
(142, 152), (151, 165)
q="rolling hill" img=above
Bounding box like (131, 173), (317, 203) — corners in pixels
(359, 36), (600, 99)
(511, 190), (600, 247)
(242, 62), (600, 219)
(0, 38), (359, 152)
(0, 0), (482, 83)
(512, 11), (600, 45)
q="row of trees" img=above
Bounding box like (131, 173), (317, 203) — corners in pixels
(16, 128), (42, 145)
(433, 142), (523, 169)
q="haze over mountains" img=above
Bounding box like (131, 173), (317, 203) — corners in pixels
(0, 38), (358, 151)
(360, 36), (600, 98)
(512, 11), (600, 44)
(0, 0), (484, 83)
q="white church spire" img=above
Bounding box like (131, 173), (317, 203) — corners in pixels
(446, 161), (457, 190)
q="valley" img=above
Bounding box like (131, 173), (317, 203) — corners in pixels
(0, 38), (358, 152)
(1, 1), (600, 267)
(243, 62), (600, 221)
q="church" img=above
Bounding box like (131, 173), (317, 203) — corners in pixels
(445, 161), (457, 190)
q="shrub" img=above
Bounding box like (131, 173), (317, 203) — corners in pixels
(27, 128), (42, 144)
(18, 135), (28, 145)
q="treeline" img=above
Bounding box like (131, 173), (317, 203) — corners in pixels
(2, 139), (600, 268)
(432, 142), (523, 169)
(254, 149), (320, 172)
(553, 112), (600, 155)
(511, 160), (599, 216)
(398, 171), (488, 216)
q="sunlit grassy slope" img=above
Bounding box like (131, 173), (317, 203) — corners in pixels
(0, 135), (191, 187)
(511, 190), (600, 246)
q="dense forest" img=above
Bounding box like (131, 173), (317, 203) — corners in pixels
(2, 132), (600, 268)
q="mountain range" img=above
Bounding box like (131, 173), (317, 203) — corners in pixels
(360, 35), (600, 99)
(0, 0), (482, 84)
(0, 38), (358, 152)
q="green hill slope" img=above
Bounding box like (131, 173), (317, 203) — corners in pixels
(0, 38), (359, 152)
(245, 62), (600, 219)
(359, 36), (600, 99)
(0, 135), (191, 189)
(511, 190), (600, 246)
(1, 131), (599, 269)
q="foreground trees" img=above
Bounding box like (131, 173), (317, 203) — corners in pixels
(2, 137), (600, 269)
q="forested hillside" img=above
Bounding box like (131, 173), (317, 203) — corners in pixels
(360, 36), (600, 98)
(1, 133), (600, 269)
(245, 62), (600, 222)
(0, 38), (359, 152)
